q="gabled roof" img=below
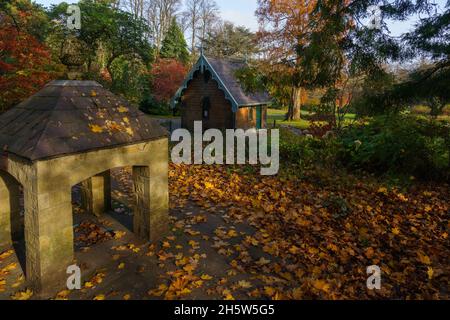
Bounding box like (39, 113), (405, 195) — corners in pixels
(0, 80), (167, 161)
(171, 54), (271, 112)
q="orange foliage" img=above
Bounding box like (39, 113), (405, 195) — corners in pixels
(0, 24), (54, 112)
(256, 0), (317, 70)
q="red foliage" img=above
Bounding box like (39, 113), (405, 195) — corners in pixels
(100, 68), (112, 82)
(0, 25), (53, 112)
(149, 59), (187, 103)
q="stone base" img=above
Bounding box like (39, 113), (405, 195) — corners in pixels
(80, 170), (111, 217)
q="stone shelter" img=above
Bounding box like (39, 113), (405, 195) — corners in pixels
(0, 80), (169, 291)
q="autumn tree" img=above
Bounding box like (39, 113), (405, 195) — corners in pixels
(298, 0), (448, 117)
(149, 59), (187, 104)
(0, 26), (55, 112)
(0, 0), (50, 40)
(256, 0), (317, 121)
(160, 17), (190, 64)
(0, 0), (57, 112)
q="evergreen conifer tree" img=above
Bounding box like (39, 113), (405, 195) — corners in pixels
(160, 18), (190, 64)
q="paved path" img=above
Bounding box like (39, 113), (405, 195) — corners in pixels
(0, 168), (275, 300)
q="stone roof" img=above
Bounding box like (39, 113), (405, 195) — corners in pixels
(0, 80), (167, 161)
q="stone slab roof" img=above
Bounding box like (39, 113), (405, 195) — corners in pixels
(0, 80), (167, 161)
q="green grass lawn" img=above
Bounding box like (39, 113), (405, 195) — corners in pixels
(267, 108), (356, 129)
(267, 109), (312, 129)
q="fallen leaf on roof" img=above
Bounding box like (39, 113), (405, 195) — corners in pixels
(89, 124), (104, 133)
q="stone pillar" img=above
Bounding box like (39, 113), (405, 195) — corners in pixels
(80, 170), (111, 217)
(24, 178), (74, 292)
(132, 139), (169, 243)
(0, 171), (22, 248)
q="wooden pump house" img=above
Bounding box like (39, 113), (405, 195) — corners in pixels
(172, 53), (271, 131)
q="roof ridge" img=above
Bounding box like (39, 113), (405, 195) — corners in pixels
(46, 80), (103, 87)
(204, 55), (246, 63)
(28, 86), (72, 161)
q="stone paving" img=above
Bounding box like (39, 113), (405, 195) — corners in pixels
(0, 168), (273, 300)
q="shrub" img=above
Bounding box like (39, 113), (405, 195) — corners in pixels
(338, 116), (450, 180)
(411, 105), (431, 115)
(110, 56), (148, 104)
(279, 116), (449, 182)
(308, 122), (334, 137)
(443, 105), (450, 116)
(279, 128), (341, 171)
(139, 95), (172, 116)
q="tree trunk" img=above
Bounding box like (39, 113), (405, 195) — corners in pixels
(285, 107), (292, 121)
(106, 56), (116, 85)
(292, 86), (302, 121)
(285, 87), (294, 121)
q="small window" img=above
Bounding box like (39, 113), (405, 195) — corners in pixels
(203, 70), (211, 83)
(202, 97), (211, 120)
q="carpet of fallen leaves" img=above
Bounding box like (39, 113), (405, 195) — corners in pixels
(74, 221), (113, 248)
(169, 164), (449, 300)
(1, 164), (448, 300)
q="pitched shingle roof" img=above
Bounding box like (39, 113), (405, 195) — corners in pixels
(172, 54), (271, 111)
(0, 80), (167, 161)
(206, 57), (270, 106)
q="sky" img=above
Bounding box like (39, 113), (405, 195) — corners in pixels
(34, 0), (447, 36)
(34, 0), (260, 30)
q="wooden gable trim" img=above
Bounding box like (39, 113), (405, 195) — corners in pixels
(202, 55), (239, 112)
(171, 54), (239, 112)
